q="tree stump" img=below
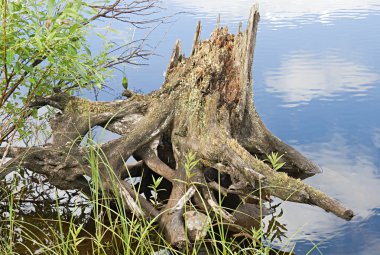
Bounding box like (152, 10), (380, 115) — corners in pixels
(0, 5), (353, 248)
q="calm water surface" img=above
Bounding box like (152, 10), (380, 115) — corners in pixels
(97, 1), (380, 254)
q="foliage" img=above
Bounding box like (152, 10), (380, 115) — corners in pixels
(0, 0), (114, 143)
(183, 151), (199, 179)
(148, 175), (164, 208)
(265, 152), (285, 171)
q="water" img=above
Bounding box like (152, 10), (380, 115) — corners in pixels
(3, 1), (379, 254)
(105, 1), (379, 254)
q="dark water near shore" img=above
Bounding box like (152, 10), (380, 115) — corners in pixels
(94, 1), (380, 254)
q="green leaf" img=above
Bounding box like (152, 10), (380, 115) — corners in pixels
(64, 8), (81, 19)
(69, 23), (79, 34)
(273, 162), (285, 171)
(14, 62), (21, 74)
(67, 44), (78, 55)
(47, 0), (55, 17)
(96, 32), (107, 41)
(31, 108), (38, 118)
(35, 36), (43, 51)
(122, 76), (128, 89)
(47, 55), (55, 64)
(6, 50), (15, 67)
(84, 45), (91, 56)
(24, 65), (33, 73)
(76, 63), (87, 78)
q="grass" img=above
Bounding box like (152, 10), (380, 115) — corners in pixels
(0, 146), (315, 255)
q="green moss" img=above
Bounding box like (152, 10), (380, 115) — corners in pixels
(65, 98), (118, 114)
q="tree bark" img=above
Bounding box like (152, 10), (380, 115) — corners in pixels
(0, 5), (353, 248)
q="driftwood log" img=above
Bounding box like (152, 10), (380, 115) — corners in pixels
(0, 5), (353, 248)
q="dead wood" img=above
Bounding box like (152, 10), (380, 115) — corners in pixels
(0, 5), (353, 248)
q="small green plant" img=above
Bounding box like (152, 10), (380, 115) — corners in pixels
(148, 175), (164, 208)
(183, 151), (199, 179)
(265, 152), (285, 171)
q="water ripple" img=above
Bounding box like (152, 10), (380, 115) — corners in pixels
(166, 0), (380, 28)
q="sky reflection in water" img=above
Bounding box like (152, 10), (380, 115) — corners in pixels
(264, 51), (379, 107)
(167, 0), (380, 27)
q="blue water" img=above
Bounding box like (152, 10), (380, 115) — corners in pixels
(91, 1), (380, 254)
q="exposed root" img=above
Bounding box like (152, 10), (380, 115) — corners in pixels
(170, 186), (196, 213)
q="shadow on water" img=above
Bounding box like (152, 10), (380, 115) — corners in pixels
(0, 169), (134, 254)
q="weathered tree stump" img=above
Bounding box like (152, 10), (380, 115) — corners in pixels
(0, 5), (353, 248)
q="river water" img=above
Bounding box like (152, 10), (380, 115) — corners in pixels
(97, 1), (380, 254)
(3, 1), (379, 254)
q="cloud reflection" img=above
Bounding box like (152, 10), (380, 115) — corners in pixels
(166, 0), (380, 26)
(372, 128), (380, 149)
(264, 52), (379, 106)
(278, 133), (380, 243)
